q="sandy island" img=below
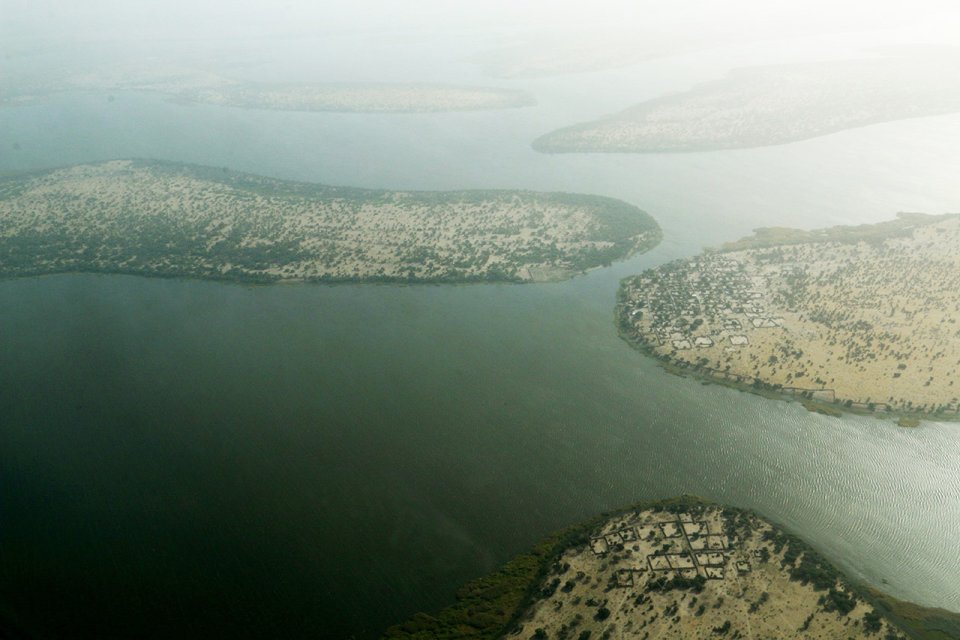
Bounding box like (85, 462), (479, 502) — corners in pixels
(617, 213), (960, 421)
(3, 63), (535, 113)
(533, 53), (960, 153)
(0, 160), (660, 284)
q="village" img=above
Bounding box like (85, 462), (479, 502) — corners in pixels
(588, 508), (741, 585)
(511, 503), (906, 639)
(618, 213), (960, 420)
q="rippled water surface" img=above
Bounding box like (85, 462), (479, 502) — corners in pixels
(2, 35), (960, 639)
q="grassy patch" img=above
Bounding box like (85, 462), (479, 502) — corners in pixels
(800, 400), (844, 418)
(381, 525), (593, 640)
(865, 587), (960, 640)
(381, 496), (709, 639)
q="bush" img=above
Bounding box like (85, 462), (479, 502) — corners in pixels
(818, 587), (857, 615)
(863, 609), (883, 634)
(712, 620), (731, 635)
(645, 574), (706, 594)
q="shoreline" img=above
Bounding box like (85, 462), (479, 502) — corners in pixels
(614, 281), (959, 426)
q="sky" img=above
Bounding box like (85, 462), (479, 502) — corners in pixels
(3, 0), (960, 43)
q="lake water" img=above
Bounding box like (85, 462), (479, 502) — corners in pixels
(1, 33), (960, 639)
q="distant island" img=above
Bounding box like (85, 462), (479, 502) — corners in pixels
(533, 54), (960, 152)
(0, 160), (660, 284)
(174, 82), (535, 113)
(617, 213), (960, 421)
(2, 64), (534, 113)
(383, 496), (959, 639)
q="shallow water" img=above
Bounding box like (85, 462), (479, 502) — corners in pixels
(1, 33), (960, 639)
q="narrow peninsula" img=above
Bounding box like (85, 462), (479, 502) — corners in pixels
(0, 160), (660, 284)
(176, 82), (535, 113)
(617, 213), (960, 420)
(384, 497), (958, 639)
(533, 54), (960, 153)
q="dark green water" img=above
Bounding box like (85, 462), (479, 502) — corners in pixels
(1, 36), (960, 639)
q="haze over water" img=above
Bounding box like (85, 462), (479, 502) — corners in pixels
(2, 4), (960, 638)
